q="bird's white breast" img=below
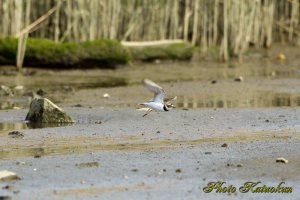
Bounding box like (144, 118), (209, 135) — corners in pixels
(143, 102), (165, 111)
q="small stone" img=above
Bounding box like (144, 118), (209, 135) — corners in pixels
(103, 93), (110, 98)
(221, 143), (228, 147)
(131, 169), (138, 172)
(236, 164), (243, 167)
(265, 119), (269, 122)
(16, 161), (26, 166)
(276, 53), (286, 61)
(36, 89), (46, 96)
(175, 168), (182, 173)
(156, 131), (160, 134)
(204, 152), (212, 155)
(0, 171), (20, 181)
(8, 131), (24, 138)
(73, 104), (83, 107)
(211, 80), (217, 84)
(95, 121), (102, 124)
(2, 185), (14, 190)
(234, 76), (244, 82)
(13, 85), (24, 95)
(276, 157), (288, 163)
(33, 148), (45, 158)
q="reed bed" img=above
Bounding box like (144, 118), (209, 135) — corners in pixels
(0, 0), (299, 60)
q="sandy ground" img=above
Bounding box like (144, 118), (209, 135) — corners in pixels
(0, 107), (300, 200)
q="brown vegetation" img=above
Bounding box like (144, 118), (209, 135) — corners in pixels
(0, 0), (299, 60)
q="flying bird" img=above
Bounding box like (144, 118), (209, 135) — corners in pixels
(140, 79), (176, 117)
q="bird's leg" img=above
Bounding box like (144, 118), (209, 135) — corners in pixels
(142, 109), (153, 117)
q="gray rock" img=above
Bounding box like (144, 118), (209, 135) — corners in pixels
(25, 98), (74, 123)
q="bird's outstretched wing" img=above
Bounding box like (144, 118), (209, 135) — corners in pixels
(143, 79), (165, 103)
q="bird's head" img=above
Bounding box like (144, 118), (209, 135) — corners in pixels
(166, 103), (175, 109)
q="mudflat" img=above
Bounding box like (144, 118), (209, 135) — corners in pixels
(0, 106), (299, 199)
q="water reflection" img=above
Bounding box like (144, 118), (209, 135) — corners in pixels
(0, 101), (24, 109)
(176, 92), (300, 109)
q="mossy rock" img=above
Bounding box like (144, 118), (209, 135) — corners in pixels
(129, 42), (194, 61)
(25, 97), (74, 123)
(0, 38), (130, 68)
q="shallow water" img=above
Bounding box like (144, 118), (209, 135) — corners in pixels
(0, 47), (300, 111)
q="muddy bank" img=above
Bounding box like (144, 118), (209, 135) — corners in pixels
(0, 107), (300, 199)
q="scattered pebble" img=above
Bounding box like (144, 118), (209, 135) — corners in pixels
(234, 76), (244, 82)
(204, 152), (212, 155)
(95, 121), (102, 124)
(2, 185), (15, 190)
(175, 168), (182, 173)
(236, 164), (243, 167)
(33, 148), (45, 158)
(276, 157), (288, 163)
(221, 143), (228, 148)
(276, 53), (286, 61)
(8, 131), (24, 138)
(211, 80), (217, 84)
(103, 93), (110, 98)
(0, 171), (20, 181)
(131, 169), (139, 172)
(80, 180), (86, 184)
(265, 119), (270, 122)
(73, 104), (83, 107)
(156, 131), (160, 134)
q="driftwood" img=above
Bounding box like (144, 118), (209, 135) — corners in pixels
(121, 39), (185, 47)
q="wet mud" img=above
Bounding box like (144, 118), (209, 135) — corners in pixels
(0, 46), (300, 199)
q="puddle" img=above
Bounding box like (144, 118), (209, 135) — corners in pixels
(0, 122), (28, 133)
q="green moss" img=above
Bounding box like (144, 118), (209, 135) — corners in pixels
(129, 42), (194, 61)
(0, 38), (130, 68)
(0, 38), (18, 64)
